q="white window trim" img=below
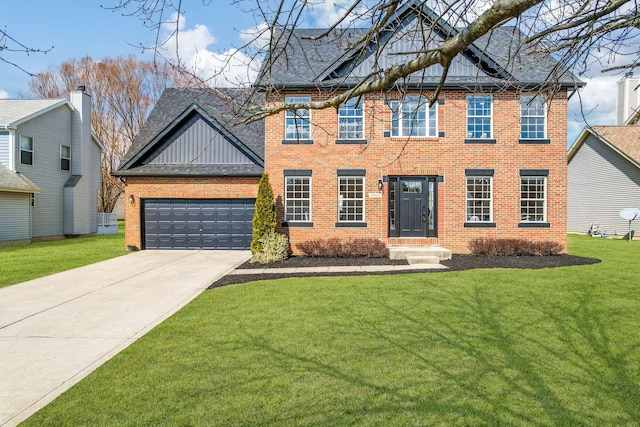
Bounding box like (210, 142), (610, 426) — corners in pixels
(520, 176), (547, 222)
(466, 176), (493, 222)
(520, 95), (547, 139)
(284, 95), (311, 140)
(20, 135), (34, 165)
(338, 99), (365, 140)
(390, 96), (438, 138)
(337, 176), (366, 222)
(466, 94), (493, 139)
(284, 176), (312, 222)
(60, 145), (71, 171)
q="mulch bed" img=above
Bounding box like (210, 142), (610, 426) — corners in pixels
(208, 254), (600, 289)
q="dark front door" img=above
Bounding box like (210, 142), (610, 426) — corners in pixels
(388, 177), (437, 238)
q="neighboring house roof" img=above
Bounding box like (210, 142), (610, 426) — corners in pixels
(568, 125), (640, 168)
(0, 163), (41, 193)
(257, 1), (581, 90)
(116, 88), (265, 177)
(0, 99), (71, 128)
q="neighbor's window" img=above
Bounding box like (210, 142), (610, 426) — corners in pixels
(60, 145), (71, 171)
(466, 95), (492, 139)
(285, 176), (311, 222)
(284, 95), (311, 140)
(31, 193), (36, 207)
(338, 176), (365, 222)
(338, 98), (364, 140)
(390, 95), (437, 137)
(520, 95), (546, 139)
(520, 176), (546, 222)
(20, 135), (33, 165)
(466, 176), (492, 222)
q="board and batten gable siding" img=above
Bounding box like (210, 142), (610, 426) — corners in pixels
(145, 115), (254, 165)
(14, 104), (72, 238)
(568, 133), (640, 235)
(0, 131), (10, 168)
(0, 192), (31, 243)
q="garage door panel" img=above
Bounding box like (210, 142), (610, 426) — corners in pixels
(144, 198), (254, 250)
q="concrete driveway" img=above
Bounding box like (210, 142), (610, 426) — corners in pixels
(0, 250), (250, 427)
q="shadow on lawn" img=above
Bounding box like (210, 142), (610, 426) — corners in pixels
(240, 281), (640, 425)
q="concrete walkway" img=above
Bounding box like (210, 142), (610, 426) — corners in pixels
(0, 250), (250, 427)
(229, 263), (447, 275)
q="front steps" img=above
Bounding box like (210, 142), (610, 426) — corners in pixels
(388, 245), (452, 266)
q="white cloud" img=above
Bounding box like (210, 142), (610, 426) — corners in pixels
(567, 75), (620, 144)
(0, 90), (9, 99)
(159, 13), (259, 87)
(239, 22), (271, 51)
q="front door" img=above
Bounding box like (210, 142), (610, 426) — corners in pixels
(388, 177), (437, 238)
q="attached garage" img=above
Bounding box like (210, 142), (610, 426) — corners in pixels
(143, 198), (255, 250)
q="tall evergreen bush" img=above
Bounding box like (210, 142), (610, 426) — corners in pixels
(250, 173), (276, 254)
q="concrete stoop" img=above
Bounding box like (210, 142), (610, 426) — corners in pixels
(388, 245), (452, 265)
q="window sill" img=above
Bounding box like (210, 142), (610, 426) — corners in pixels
(464, 139), (497, 144)
(464, 222), (496, 228)
(335, 139), (368, 145)
(335, 222), (367, 228)
(281, 221), (313, 228)
(518, 139), (550, 144)
(282, 139), (314, 145)
(518, 222), (550, 228)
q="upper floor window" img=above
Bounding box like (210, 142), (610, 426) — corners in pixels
(390, 95), (437, 137)
(20, 135), (33, 165)
(466, 95), (492, 139)
(466, 176), (492, 222)
(285, 95), (311, 140)
(60, 145), (71, 171)
(521, 176), (546, 222)
(285, 175), (311, 222)
(338, 98), (364, 140)
(520, 95), (546, 139)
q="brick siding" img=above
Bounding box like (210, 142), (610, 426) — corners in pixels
(123, 177), (259, 250)
(265, 90), (568, 254)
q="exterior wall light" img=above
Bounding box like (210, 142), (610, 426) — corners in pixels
(128, 194), (135, 205)
(378, 179), (383, 191)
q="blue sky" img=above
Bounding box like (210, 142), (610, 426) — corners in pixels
(0, 1), (624, 144)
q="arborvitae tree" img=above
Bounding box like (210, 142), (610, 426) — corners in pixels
(250, 173), (276, 254)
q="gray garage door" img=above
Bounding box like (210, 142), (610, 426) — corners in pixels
(143, 199), (255, 250)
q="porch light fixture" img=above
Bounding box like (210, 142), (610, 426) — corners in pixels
(128, 194), (135, 205)
(377, 179), (383, 191)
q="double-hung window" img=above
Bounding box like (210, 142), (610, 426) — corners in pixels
(466, 172), (493, 223)
(284, 174), (312, 223)
(60, 145), (71, 171)
(338, 98), (364, 140)
(338, 174), (365, 223)
(20, 135), (33, 165)
(284, 95), (311, 140)
(390, 95), (437, 137)
(520, 95), (546, 140)
(519, 170), (549, 225)
(466, 95), (492, 139)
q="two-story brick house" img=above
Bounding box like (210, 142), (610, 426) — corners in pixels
(117, 2), (580, 254)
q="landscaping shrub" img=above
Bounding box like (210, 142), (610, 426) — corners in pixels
(251, 231), (290, 264)
(296, 238), (389, 258)
(469, 238), (563, 256)
(250, 174), (276, 255)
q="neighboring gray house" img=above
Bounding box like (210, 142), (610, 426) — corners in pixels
(568, 126), (640, 236)
(0, 88), (104, 245)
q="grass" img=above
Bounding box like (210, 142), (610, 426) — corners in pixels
(0, 221), (127, 288)
(23, 235), (640, 426)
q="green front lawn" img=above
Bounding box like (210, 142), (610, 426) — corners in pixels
(0, 221), (127, 288)
(24, 235), (640, 426)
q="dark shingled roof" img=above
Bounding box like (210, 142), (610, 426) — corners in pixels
(116, 87), (264, 177)
(257, 2), (581, 90)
